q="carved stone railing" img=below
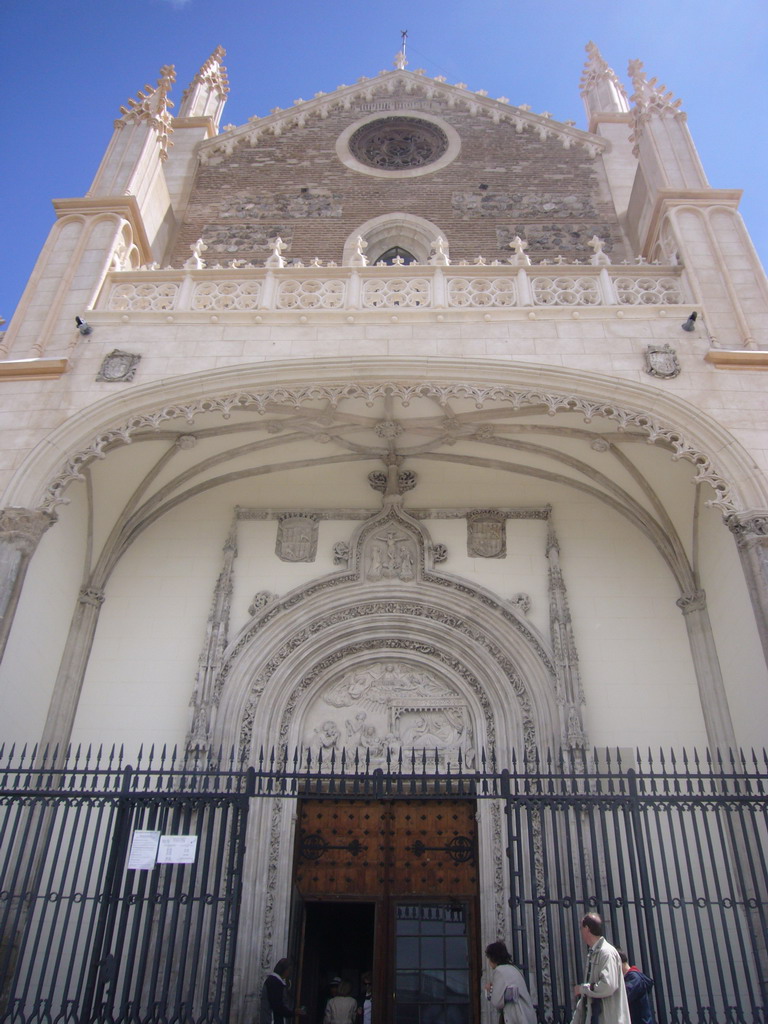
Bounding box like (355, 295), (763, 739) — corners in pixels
(96, 263), (686, 316)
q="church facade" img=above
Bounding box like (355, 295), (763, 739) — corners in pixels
(0, 44), (767, 1024)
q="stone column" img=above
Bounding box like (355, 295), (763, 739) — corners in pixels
(39, 585), (106, 758)
(0, 508), (54, 664)
(727, 514), (768, 669)
(676, 589), (737, 752)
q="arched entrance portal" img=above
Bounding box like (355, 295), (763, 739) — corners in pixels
(212, 498), (560, 1008)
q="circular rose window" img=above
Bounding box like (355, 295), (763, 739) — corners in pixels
(349, 117), (449, 171)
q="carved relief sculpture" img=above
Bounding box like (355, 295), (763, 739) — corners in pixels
(276, 514), (318, 562)
(303, 660), (475, 767)
(365, 527), (418, 581)
(96, 350), (142, 383)
(645, 344), (681, 379)
(467, 510), (507, 558)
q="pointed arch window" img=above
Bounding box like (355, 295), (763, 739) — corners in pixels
(376, 246), (418, 266)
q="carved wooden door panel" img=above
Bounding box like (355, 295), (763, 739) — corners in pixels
(388, 800), (478, 897)
(294, 799), (477, 898)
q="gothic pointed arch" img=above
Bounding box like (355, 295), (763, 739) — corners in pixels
(342, 215), (448, 266)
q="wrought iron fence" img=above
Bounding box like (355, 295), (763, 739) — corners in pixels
(0, 744), (766, 1024)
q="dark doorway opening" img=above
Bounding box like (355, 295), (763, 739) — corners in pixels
(300, 901), (376, 1024)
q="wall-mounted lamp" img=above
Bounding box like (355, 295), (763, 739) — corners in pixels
(681, 312), (697, 332)
(75, 316), (92, 336)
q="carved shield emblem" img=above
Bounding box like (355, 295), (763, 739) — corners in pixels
(96, 349), (141, 382)
(467, 513), (506, 558)
(276, 515), (318, 562)
(645, 344), (680, 379)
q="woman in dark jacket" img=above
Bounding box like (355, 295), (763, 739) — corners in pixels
(262, 959), (304, 1024)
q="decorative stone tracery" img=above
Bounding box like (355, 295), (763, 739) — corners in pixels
(37, 379), (745, 516)
(349, 116), (449, 170)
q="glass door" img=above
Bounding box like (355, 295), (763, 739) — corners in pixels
(393, 903), (473, 1024)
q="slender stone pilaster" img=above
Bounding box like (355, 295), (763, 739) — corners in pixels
(727, 513), (768, 670)
(38, 585), (106, 758)
(0, 508), (54, 665)
(546, 520), (587, 753)
(676, 589), (737, 752)
(187, 515), (239, 758)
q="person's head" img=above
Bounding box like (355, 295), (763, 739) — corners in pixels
(361, 973), (372, 990)
(330, 977), (341, 992)
(580, 913), (603, 946)
(617, 950), (629, 975)
(274, 958), (293, 979)
(485, 941), (513, 967)
(339, 982), (352, 997)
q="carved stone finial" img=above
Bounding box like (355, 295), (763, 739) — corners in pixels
(579, 42), (629, 114)
(588, 235), (611, 266)
(508, 236), (531, 267)
(265, 236), (287, 268)
(349, 235), (369, 268)
(628, 59), (685, 151)
(117, 65), (177, 159)
(429, 237), (450, 266)
(180, 46), (230, 111)
(394, 50), (408, 71)
(184, 238), (208, 269)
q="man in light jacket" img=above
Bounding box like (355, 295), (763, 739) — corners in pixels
(572, 913), (630, 1024)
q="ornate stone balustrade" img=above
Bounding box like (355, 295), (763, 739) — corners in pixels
(97, 263), (686, 316)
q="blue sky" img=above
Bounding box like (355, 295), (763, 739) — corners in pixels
(1, 0), (766, 323)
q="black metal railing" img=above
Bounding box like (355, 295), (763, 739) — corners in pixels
(0, 743), (766, 1024)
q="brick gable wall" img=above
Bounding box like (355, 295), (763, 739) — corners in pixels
(170, 90), (630, 266)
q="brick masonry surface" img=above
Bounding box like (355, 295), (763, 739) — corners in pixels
(170, 90), (631, 266)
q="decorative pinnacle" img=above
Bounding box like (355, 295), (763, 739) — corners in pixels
(580, 41), (629, 113)
(181, 45), (230, 104)
(117, 64), (176, 158)
(119, 64), (176, 119)
(628, 59), (684, 117)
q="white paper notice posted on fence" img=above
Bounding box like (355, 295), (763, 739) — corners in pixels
(157, 835), (198, 864)
(127, 830), (161, 870)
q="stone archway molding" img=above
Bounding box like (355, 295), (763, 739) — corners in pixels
(341, 213), (449, 265)
(3, 357), (767, 518)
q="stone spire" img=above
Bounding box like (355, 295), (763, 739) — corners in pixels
(580, 41), (630, 127)
(116, 64), (177, 160)
(627, 58), (685, 154)
(626, 58), (706, 188)
(179, 46), (230, 129)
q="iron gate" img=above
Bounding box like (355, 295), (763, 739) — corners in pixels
(0, 752), (253, 1024)
(1, 745), (766, 1024)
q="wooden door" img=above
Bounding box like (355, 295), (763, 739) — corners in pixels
(294, 800), (479, 1024)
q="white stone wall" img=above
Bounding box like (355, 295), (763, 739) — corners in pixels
(1, 460), (746, 755)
